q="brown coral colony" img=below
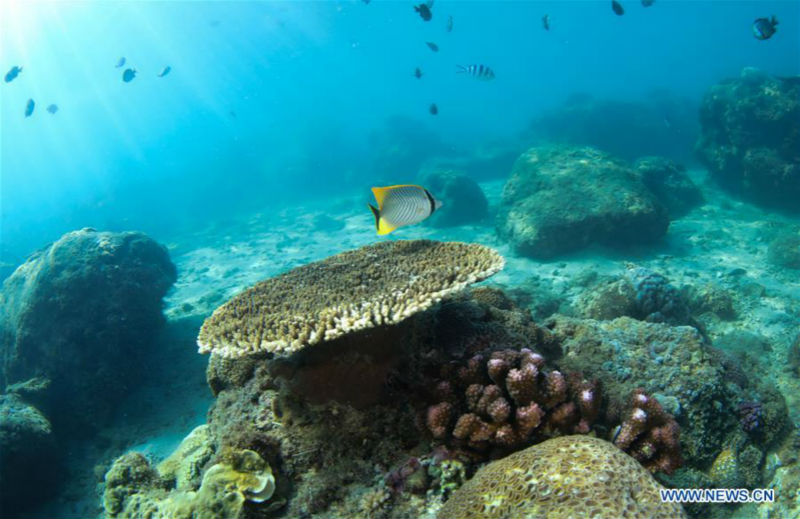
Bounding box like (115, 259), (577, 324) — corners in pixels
(425, 349), (683, 473)
(426, 348), (603, 453)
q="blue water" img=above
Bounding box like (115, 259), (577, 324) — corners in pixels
(2, 1), (798, 265)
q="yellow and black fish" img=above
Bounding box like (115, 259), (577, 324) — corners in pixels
(368, 185), (442, 235)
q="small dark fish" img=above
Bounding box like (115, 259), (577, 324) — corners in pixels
(425, 41), (439, 52)
(362, 0), (370, 4)
(4, 66), (22, 83)
(542, 14), (550, 31)
(414, 67), (423, 79)
(611, 0), (624, 15)
(429, 103), (438, 115)
(753, 16), (778, 40)
(457, 64), (495, 80)
(446, 15), (453, 32)
(641, 0), (654, 6)
(46, 104), (59, 114)
(229, 110), (237, 118)
(157, 66), (171, 77)
(24, 99), (35, 117)
(414, 3), (432, 21)
(115, 57), (126, 68)
(122, 68), (137, 82)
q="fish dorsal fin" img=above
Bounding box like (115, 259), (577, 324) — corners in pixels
(371, 184), (423, 209)
(371, 187), (389, 209)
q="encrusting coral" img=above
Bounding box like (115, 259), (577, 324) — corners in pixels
(198, 240), (504, 358)
(103, 441), (278, 519)
(437, 435), (687, 519)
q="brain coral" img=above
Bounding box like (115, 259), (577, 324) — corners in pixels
(198, 240), (504, 358)
(437, 435), (686, 519)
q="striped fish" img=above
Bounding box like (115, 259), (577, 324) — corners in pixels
(368, 185), (442, 235)
(457, 64), (495, 80)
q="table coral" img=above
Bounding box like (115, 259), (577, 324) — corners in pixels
(198, 240), (504, 358)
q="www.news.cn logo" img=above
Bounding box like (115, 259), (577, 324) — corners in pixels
(660, 488), (775, 504)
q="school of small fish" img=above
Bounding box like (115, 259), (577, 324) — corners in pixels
(360, 0), (784, 234)
(1, 1), (787, 235)
(4, 56), (172, 118)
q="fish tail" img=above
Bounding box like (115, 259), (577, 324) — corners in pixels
(368, 204), (381, 232)
(456, 65), (467, 73)
(772, 15), (778, 25)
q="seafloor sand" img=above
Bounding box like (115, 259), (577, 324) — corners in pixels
(42, 169), (800, 518)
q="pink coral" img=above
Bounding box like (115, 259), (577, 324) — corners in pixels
(426, 402), (453, 439)
(613, 389), (683, 474)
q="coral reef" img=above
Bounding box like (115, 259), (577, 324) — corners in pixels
(198, 240), (504, 358)
(738, 401), (763, 434)
(424, 348), (601, 454)
(496, 146), (669, 259)
(157, 425), (216, 491)
(419, 169), (489, 227)
(685, 283), (737, 321)
(202, 287), (559, 517)
(103, 441), (280, 519)
(613, 389), (683, 474)
(549, 315), (787, 468)
(437, 435), (687, 519)
(635, 156), (703, 219)
(708, 448), (740, 488)
(708, 444), (765, 490)
(0, 228), (176, 432)
(624, 266), (692, 325)
(579, 278), (638, 320)
(696, 68), (800, 210)
(579, 266), (698, 327)
(147, 241), (785, 519)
